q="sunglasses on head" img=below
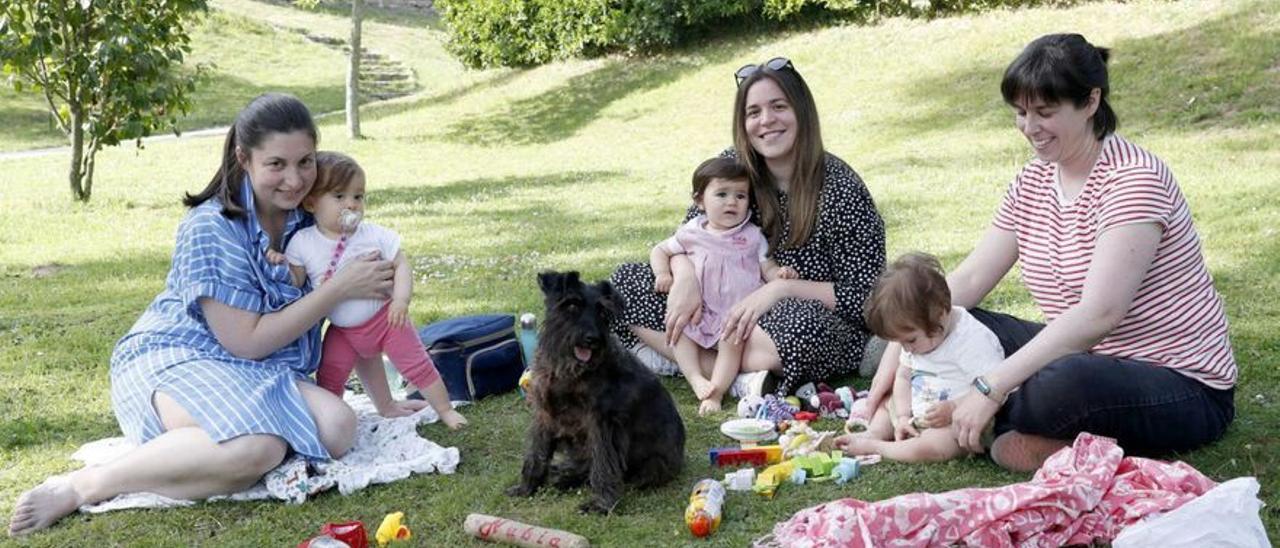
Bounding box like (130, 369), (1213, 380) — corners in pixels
(735, 57), (794, 87)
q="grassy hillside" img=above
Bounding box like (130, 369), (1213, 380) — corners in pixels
(0, 0), (467, 152)
(1, 0), (1276, 544)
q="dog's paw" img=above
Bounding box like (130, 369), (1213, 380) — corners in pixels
(506, 484), (536, 498)
(578, 498), (618, 515)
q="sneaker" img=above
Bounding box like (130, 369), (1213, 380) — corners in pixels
(629, 343), (679, 376)
(859, 336), (889, 378)
(730, 370), (769, 399)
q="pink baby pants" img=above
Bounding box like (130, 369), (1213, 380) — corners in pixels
(316, 304), (441, 396)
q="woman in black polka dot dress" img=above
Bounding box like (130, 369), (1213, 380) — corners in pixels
(611, 58), (885, 396)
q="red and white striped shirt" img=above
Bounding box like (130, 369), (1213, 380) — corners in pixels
(994, 134), (1236, 389)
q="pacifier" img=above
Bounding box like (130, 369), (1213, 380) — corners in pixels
(339, 208), (362, 232)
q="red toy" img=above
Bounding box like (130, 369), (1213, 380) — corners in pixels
(299, 521), (368, 548)
(709, 445), (783, 467)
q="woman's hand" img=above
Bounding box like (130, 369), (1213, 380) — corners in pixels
(722, 282), (783, 344)
(950, 391), (1000, 453)
(329, 252), (394, 300)
(663, 257), (702, 347)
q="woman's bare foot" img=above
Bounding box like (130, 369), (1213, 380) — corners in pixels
(8, 476), (84, 536)
(439, 409), (468, 430)
(698, 398), (722, 416)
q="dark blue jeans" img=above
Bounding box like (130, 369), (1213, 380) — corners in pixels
(970, 308), (1235, 457)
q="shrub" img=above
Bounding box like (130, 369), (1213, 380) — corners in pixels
(437, 0), (1066, 69)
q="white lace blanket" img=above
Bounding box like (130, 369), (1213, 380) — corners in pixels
(73, 394), (463, 514)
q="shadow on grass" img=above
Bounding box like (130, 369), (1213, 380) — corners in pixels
(0, 104), (64, 148)
(873, 0), (1279, 141)
(369, 169), (621, 210)
(438, 46), (742, 146)
(1, 254), (170, 450)
(254, 0), (445, 30)
(360, 69), (527, 125)
(439, 58), (700, 146)
(1, 411), (119, 451)
(371, 170), (679, 266)
(182, 73), (346, 132)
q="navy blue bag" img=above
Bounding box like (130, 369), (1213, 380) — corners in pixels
(415, 314), (526, 401)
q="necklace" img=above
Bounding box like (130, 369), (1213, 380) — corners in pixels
(321, 234), (349, 282)
(321, 209), (363, 282)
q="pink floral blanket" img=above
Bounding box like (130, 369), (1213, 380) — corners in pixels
(757, 433), (1216, 547)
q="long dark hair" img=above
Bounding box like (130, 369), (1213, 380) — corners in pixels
(1001, 33), (1118, 140)
(183, 93), (319, 218)
(732, 63), (825, 251)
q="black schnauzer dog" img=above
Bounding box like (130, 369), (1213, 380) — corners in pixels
(507, 271), (685, 514)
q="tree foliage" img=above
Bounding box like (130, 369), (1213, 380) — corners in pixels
(0, 0), (208, 202)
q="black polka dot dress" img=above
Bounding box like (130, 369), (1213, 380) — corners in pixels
(611, 153), (886, 395)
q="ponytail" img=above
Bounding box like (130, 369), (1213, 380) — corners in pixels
(183, 126), (247, 218)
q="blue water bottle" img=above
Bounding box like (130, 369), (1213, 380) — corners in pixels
(518, 313), (538, 367)
(517, 313), (538, 398)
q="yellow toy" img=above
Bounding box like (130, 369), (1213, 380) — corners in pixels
(518, 368), (534, 395)
(752, 461), (796, 498)
(376, 512), (411, 546)
(685, 479), (726, 538)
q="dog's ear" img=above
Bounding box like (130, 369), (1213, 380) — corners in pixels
(539, 270), (583, 298)
(596, 280), (625, 316)
(538, 271), (564, 297)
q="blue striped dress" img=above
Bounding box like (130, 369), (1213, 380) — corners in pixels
(110, 178), (329, 460)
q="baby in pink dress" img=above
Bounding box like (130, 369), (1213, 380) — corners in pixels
(651, 157), (796, 415)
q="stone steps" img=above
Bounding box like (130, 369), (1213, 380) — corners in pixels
(271, 23), (418, 103)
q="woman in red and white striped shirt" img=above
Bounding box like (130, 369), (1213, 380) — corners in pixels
(944, 34), (1236, 471)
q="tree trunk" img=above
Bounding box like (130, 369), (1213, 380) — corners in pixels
(82, 144), (97, 202)
(347, 0), (363, 139)
(68, 104), (88, 202)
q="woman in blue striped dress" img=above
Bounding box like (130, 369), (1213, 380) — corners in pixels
(9, 94), (395, 536)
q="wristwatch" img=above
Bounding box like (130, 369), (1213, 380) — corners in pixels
(972, 375), (1001, 403)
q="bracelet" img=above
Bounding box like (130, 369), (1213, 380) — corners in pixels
(972, 375), (1008, 405)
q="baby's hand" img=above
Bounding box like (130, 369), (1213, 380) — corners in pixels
(654, 273), (673, 293)
(893, 416), (920, 441)
(388, 301), (410, 329)
(776, 266), (799, 280)
(921, 400), (956, 429)
(265, 249), (288, 265)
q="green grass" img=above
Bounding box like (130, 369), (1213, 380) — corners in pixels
(2, 0), (1278, 545)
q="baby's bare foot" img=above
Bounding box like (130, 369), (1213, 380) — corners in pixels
(8, 476), (84, 537)
(691, 379), (714, 400)
(839, 435), (879, 456)
(698, 398), (722, 416)
(440, 409), (468, 430)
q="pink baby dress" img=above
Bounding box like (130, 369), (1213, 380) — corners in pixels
(661, 215), (768, 348)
